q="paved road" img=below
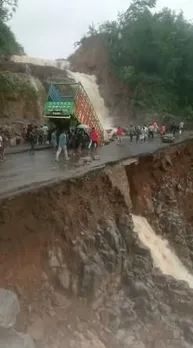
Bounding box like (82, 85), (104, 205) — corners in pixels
(6, 144), (51, 154)
(0, 134), (192, 199)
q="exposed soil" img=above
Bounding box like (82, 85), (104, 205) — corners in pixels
(126, 139), (193, 267)
(69, 35), (132, 126)
(1, 141), (193, 347)
(0, 165), (130, 347)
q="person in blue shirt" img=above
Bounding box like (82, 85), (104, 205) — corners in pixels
(56, 130), (69, 161)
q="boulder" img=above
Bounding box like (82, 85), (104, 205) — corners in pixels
(0, 289), (20, 328)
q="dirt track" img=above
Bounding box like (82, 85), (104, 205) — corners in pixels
(0, 134), (192, 199)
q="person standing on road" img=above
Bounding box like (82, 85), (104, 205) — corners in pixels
(148, 124), (154, 139)
(42, 124), (49, 144)
(116, 127), (124, 144)
(29, 128), (36, 155)
(160, 124), (166, 136)
(179, 121), (184, 135)
(88, 127), (99, 157)
(38, 126), (43, 145)
(135, 126), (141, 143)
(0, 132), (5, 161)
(56, 130), (69, 162)
(129, 125), (134, 143)
(1, 132), (7, 160)
(143, 125), (148, 141)
(51, 130), (57, 149)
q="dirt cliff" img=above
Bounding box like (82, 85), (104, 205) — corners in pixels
(126, 139), (193, 269)
(69, 36), (132, 126)
(1, 140), (193, 347)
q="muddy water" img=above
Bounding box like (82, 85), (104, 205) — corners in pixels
(132, 215), (193, 287)
(67, 70), (113, 129)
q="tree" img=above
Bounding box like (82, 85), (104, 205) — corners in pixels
(82, 0), (193, 118)
(0, 19), (23, 55)
(0, 0), (23, 56)
(0, 0), (18, 22)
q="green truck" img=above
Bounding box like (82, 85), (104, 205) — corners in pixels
(44, 82), (104, 143)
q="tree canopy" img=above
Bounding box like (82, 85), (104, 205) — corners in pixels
(0, 0), (18, 21)
(84, 0), (193, 119)
(0, 0), (23, 56)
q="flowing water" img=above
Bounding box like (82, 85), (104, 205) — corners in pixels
(11, 55), (70, 69)
(67, 70), (113, 129)
(132, 215), (193, 288)
(10, 55), (113, 129)
(29, 75), (43, 113)
(25, 63), (44, 115)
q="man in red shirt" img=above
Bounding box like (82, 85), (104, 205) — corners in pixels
(116, 127), (124, 144)
(160, 124), (166, 136)
(88, 127), (99, 156)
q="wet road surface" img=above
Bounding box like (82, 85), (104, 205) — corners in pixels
(0, 134), (192, 198)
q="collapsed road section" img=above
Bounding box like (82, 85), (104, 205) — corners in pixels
(0, 139), (193, 347)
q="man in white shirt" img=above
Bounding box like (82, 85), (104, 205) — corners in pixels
(179, 121), (184, 135)
(42, 124), (49, 144)
(148, 124), (154, 139)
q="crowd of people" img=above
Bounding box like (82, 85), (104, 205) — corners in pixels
(22, 123), (100, 160)
(0, 119), (185, 163)
(117, 120), (184, 143)
(55, 127), (99, 161)
(22, 124), (50, 149)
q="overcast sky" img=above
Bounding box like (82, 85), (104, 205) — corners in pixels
(9, 0), (193, 59)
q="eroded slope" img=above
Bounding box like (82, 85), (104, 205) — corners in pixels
(0, 142), (193, 347)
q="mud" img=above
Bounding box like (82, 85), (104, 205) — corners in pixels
(0, 165), (128, 300)
(126, 138), (193, 271)
(69, 35), (132, 125)
(1, 140), (193, 347)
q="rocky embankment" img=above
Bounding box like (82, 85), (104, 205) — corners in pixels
(0, 59), (74, 131)
(126, 139), (193, 269)
(0, 140), (193, 347)
(0, 36), (132, 131)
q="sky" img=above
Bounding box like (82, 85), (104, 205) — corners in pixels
(9, 0), (193, 59)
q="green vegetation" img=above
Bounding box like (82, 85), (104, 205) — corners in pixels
(0, 71), (43, 105)
(0, 0), (24, 56)
(0, 20), (23, 55)
(0, 71), (33, 93)
(83, 0), (193, 119)
(0, 0), (18, 21)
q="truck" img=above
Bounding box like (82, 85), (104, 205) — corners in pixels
(44, 82), (104, 143)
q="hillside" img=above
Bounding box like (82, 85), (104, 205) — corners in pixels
(1, 140), (193, 347)
(2, 0), (193, 131)
(69, 36), (132, 126)
(0, 59), (76, 133)
(0, 37), (133, 131)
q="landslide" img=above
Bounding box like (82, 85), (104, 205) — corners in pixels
(1, 141), (193, 347)
(69, 36), (132, 126)
(126, 139), (193, 269)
